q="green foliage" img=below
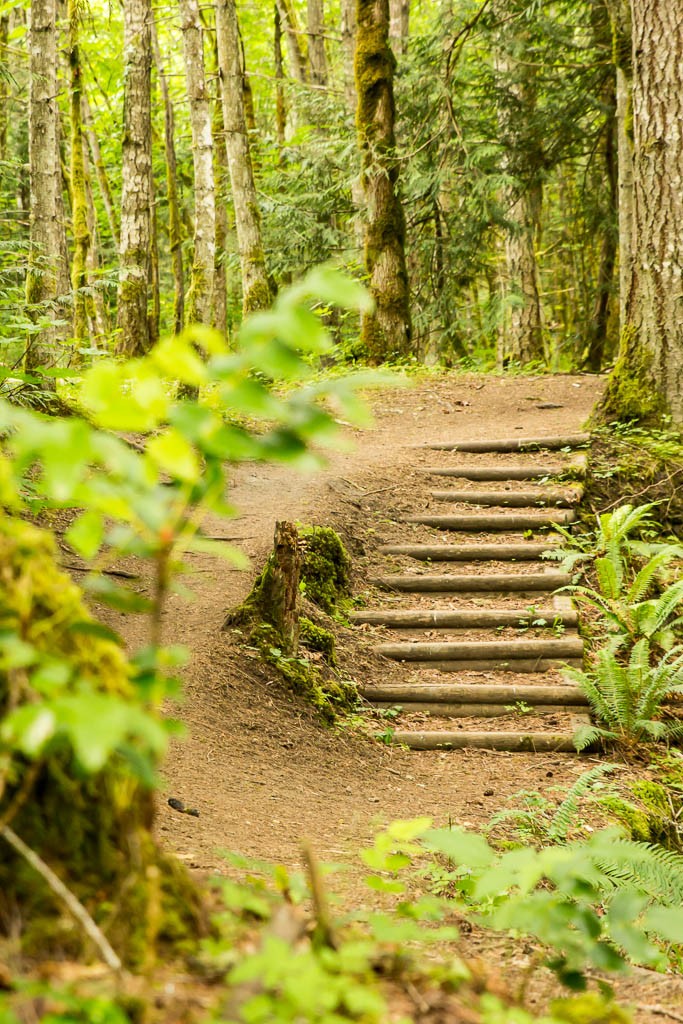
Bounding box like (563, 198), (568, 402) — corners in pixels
(299, 525), (352, 614)
(299, 616), (336, 663)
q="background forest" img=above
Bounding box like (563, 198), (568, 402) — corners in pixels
(0, 0), (625, 384)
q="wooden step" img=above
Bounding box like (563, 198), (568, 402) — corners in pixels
(376, 638), (583, 662)
(389, 730), (582, 752)
(375, 572), (571, 592)
(422, 434), (589, 453)
(405, 511), (576, 531)
(429, 489), (581, 508)
(378, 542), (558, 561)
(362, 682), (587, 705)
(399, 658), (582, 673)
(424, 459), (586, 481)
(351, 607), (578, 628)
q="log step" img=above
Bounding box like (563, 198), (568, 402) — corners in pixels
(351, 607), (578, 628)
(375, 572), (571, 592)
(422, 434), (589, 453)
(424, 459), (586, 481)
(406, 511), (576, 531)
(376, 638), (583, 661)
(362, 683), (587, 705)
(389, 731), (582, 752)
(398, 658), (583, 673)
(379, 542), (558, 561)
(429, 489), (581, 508)
(373, 702), (573, 717)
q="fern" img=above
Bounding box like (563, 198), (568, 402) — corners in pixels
(548, 764), (616, 839)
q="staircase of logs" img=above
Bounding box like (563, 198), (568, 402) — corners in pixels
(353, 434), (591, 753)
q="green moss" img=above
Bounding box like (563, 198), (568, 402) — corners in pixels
(299, 617), (336, 664)
(598, 796), (652, 842)
(0, 517), (205, 964)
(550, 992), (633, 1024)
(595, 325), (663, 427)
(300, 526), (352, 614)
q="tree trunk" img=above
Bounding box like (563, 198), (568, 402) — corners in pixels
(82, 91), (120, 247)
(276, 0), (307, 84)
(25, 0), (69, 382)
(68, 0), (90, 347)
(274, 4), (287, 151)
(151, 15), (185, 335)
(211, 36), (229, 334)
(607, 0), (634, 337)
(340, 0), (357, 112)
(179, 0), (216, 328)
(82, 138), (110, 340)
(307, 0), (328, 86)
(388, 0), (409, 57)
(355, 0), (412, 362)
(214, 0), (272, 314)
(0, 14), (9, 165)
(116, 0), (153, 357)
(599, 0), (683, 424)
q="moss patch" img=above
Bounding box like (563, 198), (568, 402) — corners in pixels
(300, 526), (352, 614)
(0, 516), (205, 964)
(299, 616), (336, 664)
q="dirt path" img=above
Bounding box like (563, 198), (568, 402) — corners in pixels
(154, 372), (604, 871)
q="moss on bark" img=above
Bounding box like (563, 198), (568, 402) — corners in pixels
(0, 517), (205, 965)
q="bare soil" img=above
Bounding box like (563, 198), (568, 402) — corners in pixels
(118, 371), (683, 1020)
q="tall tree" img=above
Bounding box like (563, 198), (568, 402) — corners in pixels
(116, 0), (153, 356)
(599, 0), (683, 424)
(25, 0), (69, 380)
(68, 0), (90, 347)
(179, 0), (215, 328)
(355, 0), (412, 362)
(214, 0), (272, 313)
(307, 0), (328, 86)
(151, 14), (185, 335)
(276, 0), (307, 85)
(389, 0), (409, 56)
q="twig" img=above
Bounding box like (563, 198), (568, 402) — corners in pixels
(0, 824), (122, 972)
(0, 760), (41, 830)
(301, 841), (336, 949)
(61, 562), (140, 580)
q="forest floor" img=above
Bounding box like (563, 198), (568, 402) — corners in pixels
(115, 371), (683, 1021)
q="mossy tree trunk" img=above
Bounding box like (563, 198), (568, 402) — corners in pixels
(25, 0), (69, 384)
(388, 0), (409, 57)
(180, 0), (216, 328)
(151, 15), (185, 336)
(598, 0), (683, 425)
(214, 0), (272, 315)
(355, 0), (412, 363)
(0, 518), (204, 965)
(116, 0), (153, 356)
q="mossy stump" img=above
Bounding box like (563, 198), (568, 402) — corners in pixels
(0, 517), (205, 966)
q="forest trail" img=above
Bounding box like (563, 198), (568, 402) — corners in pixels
(153, 372), (603, 874)
(359, 431), (591, 752)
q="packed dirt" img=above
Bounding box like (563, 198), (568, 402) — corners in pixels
(118, 371), (683, 1020)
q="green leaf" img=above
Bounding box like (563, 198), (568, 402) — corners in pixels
(421, 827), (495, 869)
(65, 509), (105, 559)
(146, 428), (201, 483)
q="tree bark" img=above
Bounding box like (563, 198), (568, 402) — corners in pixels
(116, 0), (153, 357)
(25, 0), (69, 381)
(274, 4), (287, 151)
(68, 0), (90, 347)
(355, 0), (412, 362)
(214, 0), (272, 314)
(276, 0), (307, 84)
(599, 0), (683, 424)
(151, 14), (185, 335)
(307, 0), (328, 86)
(388, 0), (409, 57)
(179, 0), (216, 328)
(82, 91), (120, 247)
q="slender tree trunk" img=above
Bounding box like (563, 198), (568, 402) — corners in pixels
(276, 0), (307, 84)
(151, 15), (185, 335)
(179, 0), (216, 328)
(214, 0), (272, 314)
(274, 4), (287, 151)
(599, 0), (683, 425)
(356, 0), (412, 362)
(68, 0), (90, 346)
(82, 137), (110, 339)
(307, 0), (328, 86)
(116, 0), (152, 357)
(388, 0), (409, 56)
(25, 0), (69, 381)
(584, 72), (618, 372)
(607, 0), (634, 336)
(0, 15), (9, 165)
(341, 0), (357, 112)
(82, 91), (120, 247)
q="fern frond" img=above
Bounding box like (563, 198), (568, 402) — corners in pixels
(573, 724), (612, 752)
(548, 764), (616, 841)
